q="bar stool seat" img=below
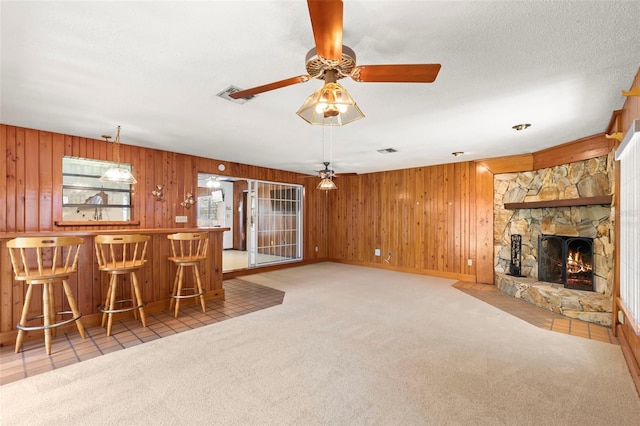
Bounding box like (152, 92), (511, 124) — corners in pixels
(7, 236), (87, 355)
(167, 232), (208, 317)
(94, 234), (150, 336)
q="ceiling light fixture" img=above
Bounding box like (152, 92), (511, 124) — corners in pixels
(317, 177), (338, 190)
(512, 123), (531, 131)
(206, 176), (221, 188)
(100, 126), (137, 184)
(297, 69), (364, 126)
(317, 123), (337, 191)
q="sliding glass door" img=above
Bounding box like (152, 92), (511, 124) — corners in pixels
(247, 180), (303, 268)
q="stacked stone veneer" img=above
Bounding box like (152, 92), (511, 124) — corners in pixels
(494, 153), (615, 326)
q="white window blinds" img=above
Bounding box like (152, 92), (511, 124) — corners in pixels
(615, 119), (640, 327)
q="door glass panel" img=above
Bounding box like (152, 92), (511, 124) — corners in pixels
(251, 181), (303, 268)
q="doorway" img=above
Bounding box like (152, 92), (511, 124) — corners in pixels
(197, 174), (303, 272)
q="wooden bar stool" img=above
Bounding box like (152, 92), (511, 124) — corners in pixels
(167, 232), (208, 318)
(94, 234), (150, 336)
(7, 236), (87, 355)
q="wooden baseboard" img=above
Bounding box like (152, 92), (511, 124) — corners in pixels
(329, 259), (477, 282)
(222, 258), (328, 279)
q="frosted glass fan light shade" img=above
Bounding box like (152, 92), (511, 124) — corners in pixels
(316, 177), (337, 190)
(297, 82), (364, 126)
(100, 167), (137, 184)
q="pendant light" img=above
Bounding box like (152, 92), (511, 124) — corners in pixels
(317, 123), (337, 190)
(100, 125), (137, 184)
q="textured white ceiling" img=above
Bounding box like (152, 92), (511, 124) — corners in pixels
(2, 1), (639, 176)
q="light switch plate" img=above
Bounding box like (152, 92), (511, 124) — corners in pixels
(175, 216), (188, 223)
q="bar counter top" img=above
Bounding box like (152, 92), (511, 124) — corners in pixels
(0, 227), (230, 240)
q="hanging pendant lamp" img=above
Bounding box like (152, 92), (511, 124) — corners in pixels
(100, 126), (137, 184)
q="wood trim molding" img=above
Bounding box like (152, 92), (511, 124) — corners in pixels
(55, 220), (141, 227)
(476, 155), (533, 174)
(533, 133), (616, 170)
(503, 195), (612, 210)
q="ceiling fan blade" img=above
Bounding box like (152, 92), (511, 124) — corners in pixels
(307, 0), (343, 61)
(230, 75), (311, 99)
(350, 64), (441, 83)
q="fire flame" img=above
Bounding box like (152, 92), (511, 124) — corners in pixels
(566, 250), (592, 274)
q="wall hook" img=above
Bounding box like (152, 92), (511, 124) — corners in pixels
(605, 132), (623, 142)
(622, 88), (640, 97)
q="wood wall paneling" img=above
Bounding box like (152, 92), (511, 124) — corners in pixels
(326, 162), (482, 282)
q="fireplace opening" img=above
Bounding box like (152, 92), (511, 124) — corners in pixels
(538, 235), (594, 291)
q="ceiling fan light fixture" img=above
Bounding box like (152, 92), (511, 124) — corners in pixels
(297, 80), (364, 126)
(317, 177), (337, 190)
(100, 126), (137, 184)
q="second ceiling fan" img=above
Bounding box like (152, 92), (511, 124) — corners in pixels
(230, 0), (441, 125)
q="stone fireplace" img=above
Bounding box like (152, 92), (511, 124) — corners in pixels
(493, 154), (615, 326)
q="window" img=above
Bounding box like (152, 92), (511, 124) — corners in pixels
(616, 120), (640, 327)
(61, 156), (133, 222)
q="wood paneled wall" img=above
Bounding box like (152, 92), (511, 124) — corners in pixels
(0, 124), (329, 260)
(325, 161), (494, 282)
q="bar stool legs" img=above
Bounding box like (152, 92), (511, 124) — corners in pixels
(169, 261), (206, 318)
(99, 271), (147, 337)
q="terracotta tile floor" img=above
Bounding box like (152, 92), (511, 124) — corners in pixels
(453, 281), (618, 344)
(1, 279), (618, 387)
(0, 278), (285, 386)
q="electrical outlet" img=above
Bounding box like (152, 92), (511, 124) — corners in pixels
(175, 216), (188, 223)
(315, 246), (319, 252)
(467, 259), (473, 266)
(375, 248), (381, 256)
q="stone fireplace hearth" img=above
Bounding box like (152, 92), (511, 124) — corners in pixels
(494, 154), (615, 326)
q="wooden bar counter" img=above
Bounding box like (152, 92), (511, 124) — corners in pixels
(0, 227), (229, 345)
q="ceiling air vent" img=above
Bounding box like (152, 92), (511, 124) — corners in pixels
(377, 148), (397, 154)
(217, 85), (255, 104)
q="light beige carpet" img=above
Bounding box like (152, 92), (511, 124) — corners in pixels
(1, 263), (638, 425)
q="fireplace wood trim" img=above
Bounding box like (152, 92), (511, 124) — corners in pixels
(504, 195), (612, 210)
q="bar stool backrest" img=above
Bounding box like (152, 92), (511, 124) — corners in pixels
(7, 236), (84, 281)
(167, 233), (208, 261)
(94, 234), (150, 271)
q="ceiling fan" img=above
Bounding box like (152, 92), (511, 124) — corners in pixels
(230, 0), (441, 122)
(317, 161), (336, 179)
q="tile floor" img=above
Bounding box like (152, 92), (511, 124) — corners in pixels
(0, 278), (285, 386)
(453, 281), (618, 344)
(1, 279), (617, 386)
